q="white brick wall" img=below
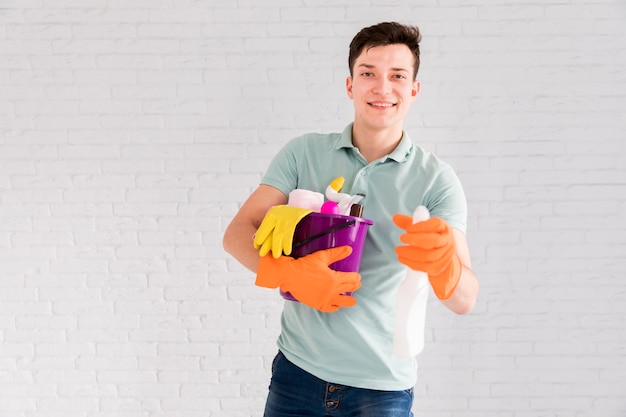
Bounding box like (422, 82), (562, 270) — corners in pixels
(1, 1), (625, 416)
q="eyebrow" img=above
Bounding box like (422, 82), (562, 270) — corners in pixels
(357, 63), (410, 73)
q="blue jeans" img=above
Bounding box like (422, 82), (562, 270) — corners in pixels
(263, 351), (414, 417)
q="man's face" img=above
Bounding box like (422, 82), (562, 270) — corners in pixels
(346, 44), (420, 134)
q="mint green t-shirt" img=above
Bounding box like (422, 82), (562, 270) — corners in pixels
(261, 123), (467, 390)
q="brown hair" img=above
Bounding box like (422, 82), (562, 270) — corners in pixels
(348, 22), (422, 80)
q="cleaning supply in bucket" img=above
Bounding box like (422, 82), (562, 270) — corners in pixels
(320, 200), (340, 214)
(280, 211), (373, 301)
(288, 189), (325, 212)
(325, 176), (365, 215)
(393, 205), (430, 357)
(349, 203), (364, 218)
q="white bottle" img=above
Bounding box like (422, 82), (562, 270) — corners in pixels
(392, 205), (430, 358)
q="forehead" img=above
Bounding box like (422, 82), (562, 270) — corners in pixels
(354, 43), (415, 69)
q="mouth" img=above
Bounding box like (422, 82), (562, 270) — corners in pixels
(368, 101), (397, 109)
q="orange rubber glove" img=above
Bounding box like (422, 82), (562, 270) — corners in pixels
(393, 215), (461, 300)
(255, 246), (361, 313)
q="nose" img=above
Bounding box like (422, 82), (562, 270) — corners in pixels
(373, 77), (392, 95)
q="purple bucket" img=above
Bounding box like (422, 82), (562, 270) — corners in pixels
(280, 212), (374, 301)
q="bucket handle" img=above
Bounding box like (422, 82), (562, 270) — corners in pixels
(292, 220), (357, 250)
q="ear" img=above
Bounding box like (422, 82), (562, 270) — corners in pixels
(412, 80), (420, 98)
(346, 76), (354, 99)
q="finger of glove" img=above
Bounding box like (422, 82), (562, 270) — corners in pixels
(291, 288), (337, 313)
(318, 304), (341, 313)
(329, 294), (357, 309)
(396, 244), (456, 276)
(396, 244), (453, 264)
(334, 273), (362, 293)
(256, 233), (273, 257)
(399, 231), (447, 250)
(278, 218), (297, 256)
(311, 245), (353, 265)
(392, 214), (413, 230)
(396, 254), (425, 272)
(253, 228), (272, 250)
(294, 294), (335, 313)
(397, 253), (452, 275)
(316, 295), (356, 313)
(254, 215), (277, 249)
(404, 217), (448, 234)
(270, 222), (288, 258)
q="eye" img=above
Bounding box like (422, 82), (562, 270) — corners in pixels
(393, 74), (407, 79)
(361, 72), (374, 77)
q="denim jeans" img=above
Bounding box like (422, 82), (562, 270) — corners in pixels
(263, 351), (414, 417)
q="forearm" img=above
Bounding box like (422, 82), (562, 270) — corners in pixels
(222, 184), (288, 273)
(223, 220), (260, 273)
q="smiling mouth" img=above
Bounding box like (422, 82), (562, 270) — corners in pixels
(369, 102), (396, 108)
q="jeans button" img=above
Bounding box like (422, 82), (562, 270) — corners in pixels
(328, 385), (336, 392)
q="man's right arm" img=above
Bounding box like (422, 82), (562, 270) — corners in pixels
(222, 184), (289, 272)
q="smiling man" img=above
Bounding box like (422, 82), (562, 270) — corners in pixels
(223, 22), (479, 416)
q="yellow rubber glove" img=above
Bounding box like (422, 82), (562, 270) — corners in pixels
(253, 205), (313, 258)
(255, 246), (361, 313)
(393, 215), (462, 300)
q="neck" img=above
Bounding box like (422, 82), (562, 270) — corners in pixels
(351, 123), (403, 163)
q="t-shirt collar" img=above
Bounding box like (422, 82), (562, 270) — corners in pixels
(335, 123), (413, 163)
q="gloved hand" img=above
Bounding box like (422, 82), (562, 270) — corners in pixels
(253, 205), (313, 258)
(393, 215), (461, 300)
(255, 246), (361, 313)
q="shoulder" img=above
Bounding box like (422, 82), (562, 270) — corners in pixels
(287, 131), (342, 148)
(406, 144), (456, 178)
(277, 131), (343, 161)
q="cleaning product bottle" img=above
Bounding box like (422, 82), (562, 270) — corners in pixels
(393, 205), (430, 358)
(325, 176), (365, 215)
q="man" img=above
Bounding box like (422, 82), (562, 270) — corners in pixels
(223, 22), (479, 416)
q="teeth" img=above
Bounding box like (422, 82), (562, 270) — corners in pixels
(370, 102), (395, 107)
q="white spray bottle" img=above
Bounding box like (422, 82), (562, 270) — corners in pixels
(392, 205), (430, 358)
